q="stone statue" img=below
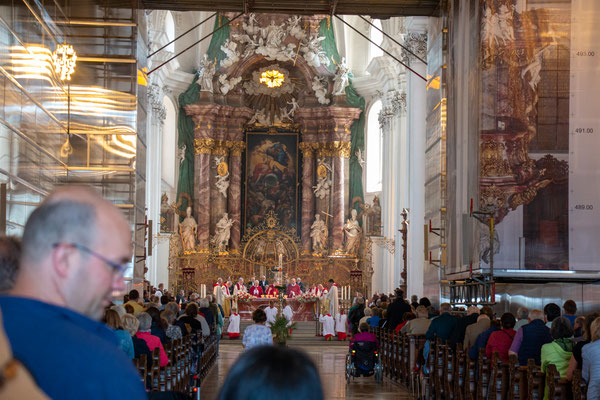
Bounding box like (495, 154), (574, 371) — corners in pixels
(343, 209), (362, 255)
(310, 214), (328, 253)
(160, 193), (174, 233)
(220, 39), (240, 68)
(332, 57), (351, 96)
(198, 54), (215, 93)
(364, 196), (382, 236)
(212, 213), (234, 252)
(179, 206), (198, 253)
(312, 76), (330, 105)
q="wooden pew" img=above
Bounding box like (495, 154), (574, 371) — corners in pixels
(507, 354), (527, 400)
(546, 363), (570, 400)
(571, 368), (588, 400)
(434, 339), (446, 399)
(454, 343), (466, 400)
(443, 340), (455, 399)
(488, 352), (508, 400)
(476, 348), (490, 400)
(526, 359), (544, 400)
(464, 350), (477, 400)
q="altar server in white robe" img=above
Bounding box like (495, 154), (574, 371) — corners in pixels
(213, 278), (226, 306)
(335, 311), (348, 341)
(326, 279), (339, 316)
(227, 308), (240, 339)
(265, 301), (278, 327)
(319, 313), (335, 340)
(282, 300), (294, 328)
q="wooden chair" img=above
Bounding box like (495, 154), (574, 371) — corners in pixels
(546, 363), (570, 400)
(526, 359), (545, 400)
(422, 339), (435, 400)
(150, 347), (161, 391)
(401, 333), (411, 384)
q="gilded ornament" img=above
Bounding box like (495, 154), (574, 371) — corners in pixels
(316, 164), (328, 178)
(480, 141), (511, 177)
(194, 138), (215, 154)
(229, 141), (246, 157)
(217, 161), (229, 176)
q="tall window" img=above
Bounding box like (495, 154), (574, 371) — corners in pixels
(164, 12), (175, 52)
(370, 19), (383, 59)
(366, 100), (383, 193)
(162, 96), (177, 188)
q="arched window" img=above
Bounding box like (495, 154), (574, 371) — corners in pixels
(366, 100), (382, 193)
(164, 12), (175, 53)
(162, 96), (177, 188)
(370, 19), (383, 59)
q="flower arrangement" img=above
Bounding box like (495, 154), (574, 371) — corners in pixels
(295, 293), (318, 303)
(236, 292), (253, 303)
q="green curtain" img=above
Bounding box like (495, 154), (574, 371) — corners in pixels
(318, 18), (366, 215)
(175, 14), (231, 217)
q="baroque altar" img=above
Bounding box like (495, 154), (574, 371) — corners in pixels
(169, 14), (377, 295)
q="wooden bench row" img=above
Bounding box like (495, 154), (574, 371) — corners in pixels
(132, 333), (218, 394)
(372, 328), (588, 400)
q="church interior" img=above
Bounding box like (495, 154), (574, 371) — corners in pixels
(1, 0), (600, 398)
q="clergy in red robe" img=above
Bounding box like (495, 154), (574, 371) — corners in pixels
(286, 278), (302, 298)
(249, 280), (264, 297)
(265, 283), (279, 297)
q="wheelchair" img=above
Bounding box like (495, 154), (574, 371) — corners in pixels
(345, 340), (383, 383)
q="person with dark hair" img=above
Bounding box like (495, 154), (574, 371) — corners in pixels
(145, 306), (168, 344)
(348, 297), (365, 335)
(125, 289), (144, 315)
(395, 312), (416, 333)
(410, 295), (419, 309)
(243, 308), (273, 350)
(124, 303), (135, 314)
(419, 297), (432, 308)
(217, 345), (323, 400)
(509, 309), (552, 366)
(0, 186), (146, 399)
(386, 289), (412, 330)
(0, 236), (20, 293)
(159, 295), (169, 310)
(544, 303), (561, 328)
(485, 313), (516, 363)
(541, 317), (574, 398)
(562, 300), (578, 326)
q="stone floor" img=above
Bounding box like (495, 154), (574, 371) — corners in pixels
(200, 342), (413, 399)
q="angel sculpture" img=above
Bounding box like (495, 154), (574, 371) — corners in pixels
(220, 39), (240, 67)
(332, 57), (351, 96)
(213, 155), (230, 198)
(178, 144), (186, 166)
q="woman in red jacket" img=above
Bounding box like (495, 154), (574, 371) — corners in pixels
(486, 313), (516, 363)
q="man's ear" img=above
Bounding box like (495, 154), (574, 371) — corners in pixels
(52, 244), (73, 278)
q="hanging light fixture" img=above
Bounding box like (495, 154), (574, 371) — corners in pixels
(52, 44), (77, 81)
(53, 44), (77, 158)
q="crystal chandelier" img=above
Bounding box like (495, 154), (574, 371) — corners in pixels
(52, 44), (77, 81)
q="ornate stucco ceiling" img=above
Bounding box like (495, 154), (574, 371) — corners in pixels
(109, 0), (444, 18)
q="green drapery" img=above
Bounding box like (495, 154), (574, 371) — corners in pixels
(319, 18), (366, 215)
(175, 14), (231, 217)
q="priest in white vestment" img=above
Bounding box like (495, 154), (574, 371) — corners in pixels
(265, 301), (278, 327)
(326, 279), (339, 316)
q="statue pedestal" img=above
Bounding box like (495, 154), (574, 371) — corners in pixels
(332, 94), (347, 106)
(198, 91), (214, 104)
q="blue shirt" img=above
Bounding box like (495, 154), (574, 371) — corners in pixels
(0, 296), (147, 399)
(242, 324), (273, 350)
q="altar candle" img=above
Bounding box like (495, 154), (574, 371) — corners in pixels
(278, 253), (283, 267)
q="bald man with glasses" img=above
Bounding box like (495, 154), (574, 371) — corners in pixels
(0, 185), (146, 399)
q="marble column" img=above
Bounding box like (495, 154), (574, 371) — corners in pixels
(299, 142), (315, 254)
(227, 141), (245, 252)
(194, 138), (214, 250)
(331, 142), (351, 251)
(210, 141), (229, 235)
(403, 20), (428, 298)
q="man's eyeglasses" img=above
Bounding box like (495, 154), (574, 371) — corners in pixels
(53, 242), (129, 276)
